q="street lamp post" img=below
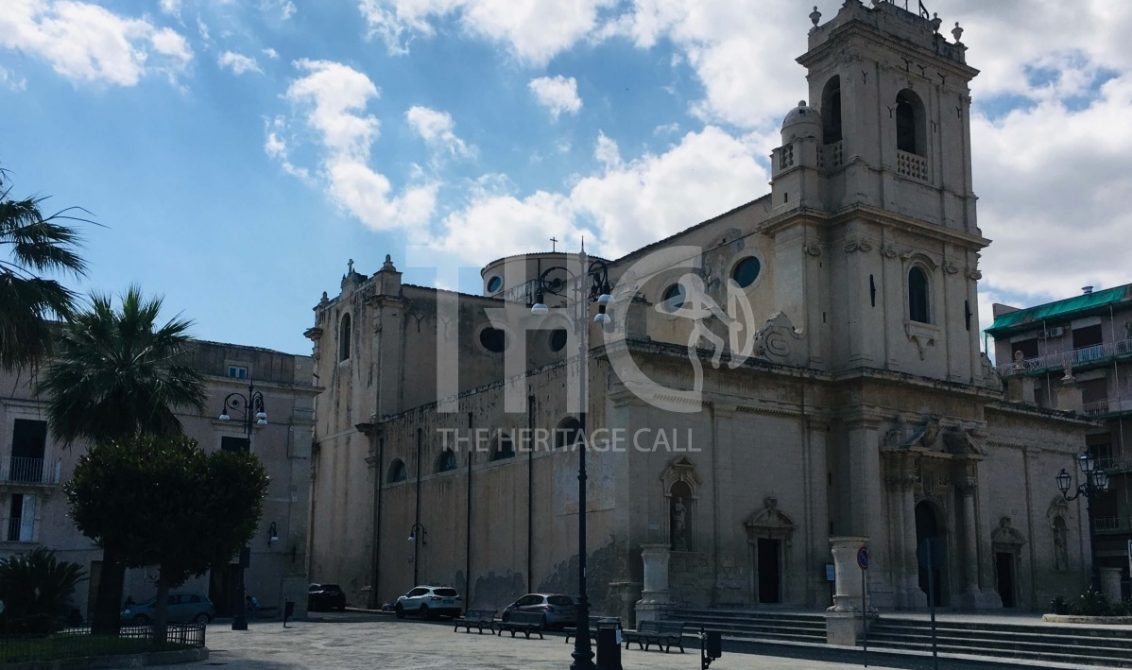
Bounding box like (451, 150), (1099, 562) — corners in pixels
(1056, 451), (1110, 592)
(408, 523), (426, 585)
(531, 251), (611, 670)
(218, 381), (268, 631)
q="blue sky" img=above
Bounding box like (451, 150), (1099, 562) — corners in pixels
(3, 0), (1131, 355)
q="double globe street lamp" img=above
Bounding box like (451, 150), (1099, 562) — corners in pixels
(1056, 451), (1110, 593)
(218, 381), (268, 631)
(530, 251), (611, 670)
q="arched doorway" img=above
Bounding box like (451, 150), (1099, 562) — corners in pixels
(915, 501), (948, 606)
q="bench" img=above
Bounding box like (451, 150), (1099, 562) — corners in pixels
(622, 620), (686, 653)
(495, 611), (545, 639)
(564, 616), (621, 644)
(453, 609), (496, 634)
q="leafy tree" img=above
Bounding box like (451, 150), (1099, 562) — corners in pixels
(66, 435), (269, 641)
(0, 548), (86, 634)
(39, 287), (206, 635)
(0, 166), (87, 370)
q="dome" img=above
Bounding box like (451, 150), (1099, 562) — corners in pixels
(780, 100), (822, 143)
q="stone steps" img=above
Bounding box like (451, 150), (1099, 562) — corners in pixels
(663, 608), (1132, 668)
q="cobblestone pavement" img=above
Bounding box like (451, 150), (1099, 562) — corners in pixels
(172, 614), (912, 670)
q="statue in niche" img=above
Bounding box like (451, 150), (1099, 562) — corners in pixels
(1052, 515), (1069, 572)
(669, 481), (693, 552)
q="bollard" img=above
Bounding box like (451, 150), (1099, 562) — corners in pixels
(283, 601), (295, 628)
(700, 626), (722, 670)
(596, 625), (622, 670)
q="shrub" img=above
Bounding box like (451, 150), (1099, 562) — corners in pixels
(0, 548), (87, 635)
(1049, 596), (1069, 615)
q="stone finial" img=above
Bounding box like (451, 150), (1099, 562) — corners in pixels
(380, 254), (397, 273)
(320, 291), (329, 305)
(810, 6), (821, 26)
(931, 12), (942, 34)
(952, 21), (964, 43)
(347, 258), (355, 274)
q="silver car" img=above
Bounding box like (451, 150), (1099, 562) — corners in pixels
(502, 593), (576, 629)
(393, 585), (462, 619)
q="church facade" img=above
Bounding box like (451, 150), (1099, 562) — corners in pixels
(306, 0), (1094, 619)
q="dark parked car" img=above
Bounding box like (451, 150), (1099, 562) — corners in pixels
(502, 593), (576, 628)
(120, 593), (214, 625)
(308, 583), (347, 611)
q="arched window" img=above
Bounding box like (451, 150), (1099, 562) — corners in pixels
(387, 458), (407, 483)
(435, 449), (457, 473)
(339, 313), (351, 361)
(492, 433), (516, 461)
(908, 266), (930, 324)
(554, 417), (584, 449)
(821, 76), (842, 144)
(895, 89), (926, 156)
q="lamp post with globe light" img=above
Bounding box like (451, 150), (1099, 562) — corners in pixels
(530, 250), (611, 670)
(1056, 451), (1110, 593)
(217, 381), (268, 630)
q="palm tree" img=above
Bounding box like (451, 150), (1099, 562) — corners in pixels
(38, 287), (206, 444)
(38, 286), (206, 634)
(0, 167), (87, 370)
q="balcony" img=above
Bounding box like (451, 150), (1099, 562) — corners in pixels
(896, 150), (928, 181)
(997, 337), (1132, 376)
(1, 457), (60, 486)
(818, 140), (844, 171)
(1094, 515), (1132, 535)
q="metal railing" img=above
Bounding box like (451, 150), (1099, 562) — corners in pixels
(1094, 516), (1123, 532)
(997, 338), (1132, 376)
(0, 624), (205, 663)
(2, 516), (35, 543)
(1, 457), (61, 485)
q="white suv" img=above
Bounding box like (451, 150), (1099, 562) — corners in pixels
(394, 585), (462, 619)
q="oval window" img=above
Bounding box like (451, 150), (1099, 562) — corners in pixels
(479, 327), (508, 352)
(549, 328), (568, 352)
(661, 283), (685, 313)
(732, 257), (762, 288)
(486, 276), (503, 293)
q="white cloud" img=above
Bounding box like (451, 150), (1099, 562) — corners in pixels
(528, 75), (582, 120)
(278, 59), (437, 230)
(218, 50), (262, 75)
(261, 0), (296, 21)
(358, 0), (616, 65)
(0, 65), (28, 91)
(0, 0), (193, 87)
(406, 105), (473, 158)
(431, 126), (768, 267)
(262, 47), (279, 60)
(159, 0), (181, 15)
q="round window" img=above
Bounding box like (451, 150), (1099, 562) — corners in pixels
(661, 283), (685, 312)
(479, 327), (507, 352)
(549, 328), (568, 352)
(732, 257), (762, 288)
(486, 276), (503, 293)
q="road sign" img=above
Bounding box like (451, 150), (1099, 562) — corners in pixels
(857, 546), (870, 570)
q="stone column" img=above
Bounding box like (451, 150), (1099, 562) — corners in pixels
(635, 544), (673, 623)
(893, 457), (925, 609)
(957, 478), (982, 609)
(608, 581), (643, 628)
(826, 536), (871, 646)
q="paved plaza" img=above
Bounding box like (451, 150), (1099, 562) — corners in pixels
(177, 614), (912, 670)
(152, 615), (1122, 670)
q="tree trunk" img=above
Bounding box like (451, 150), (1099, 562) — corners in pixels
(90, 549), (124, 635)
(153, 573), (170, 644)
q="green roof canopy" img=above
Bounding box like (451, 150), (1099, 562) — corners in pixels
(986, 285), (1130, 335)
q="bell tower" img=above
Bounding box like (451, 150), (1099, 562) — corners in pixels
(769, 0), (989, 384)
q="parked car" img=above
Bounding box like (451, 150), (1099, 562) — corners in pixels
(502, 593), (576, 629)
(393, 585), (462, 619)
(120, 593), (214, 625)
(308, 583), (347, 611)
